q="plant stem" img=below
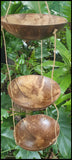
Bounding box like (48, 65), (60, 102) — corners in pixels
(1, 148), (16, 154)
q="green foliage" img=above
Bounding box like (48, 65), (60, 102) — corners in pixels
(1, 1), (28, 16)
(1, 92), (11, 121)
(35, 29), (71, 109)
(1, 1), (9, 16)
(1, 92), (11, 109)
(1, 108), (9, 121)
(49, 29), (71, 96)
(1, 117), (16, 151)
(44, 106), (71, 159)
(5, 33), (23, 55)
(63, 1), (71, 22)
(64, 99), (71, 111)
(14, 146), (42, 159)
(21, 1), (66, 15)
(57, 107), (71, 158)
(56, 93), (71, 106)
(1, 73), (6, 83)
(50, 37), (71, 65)
(66, 28), (71, 51)
(21, 1), (46, 14)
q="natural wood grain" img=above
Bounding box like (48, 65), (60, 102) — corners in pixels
(1, 14), (67, 40)
(8, 75), (61, 110)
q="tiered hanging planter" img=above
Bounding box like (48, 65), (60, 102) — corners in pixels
(1, 1), (67, 151)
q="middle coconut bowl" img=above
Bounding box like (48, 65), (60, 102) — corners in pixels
(8, 75), (60, 110)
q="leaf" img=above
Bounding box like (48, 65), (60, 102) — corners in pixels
(19, 59), (25, 65)
(50, 37), (70, 65)
(64, 99), (71, 106)
(8, 53), (18, 61)
(66, 28), (71, 52)
(1, 128), (15, 151)
(47, 1), (62, 15)
(64, 99), (71, 111)
(28, 58), (38, 67)
(8, 1), (24, 14)
(17, 54), (25, 65)
(52, 143), (58, 155)
(56, 93), (71, 105)
(1, 152), (8, 159)
(34, 60), (64, 72)
(57, 73), (71, 94)
(1, 73), (6, 83)
(1, 34), (3, 48)
(44, 68), (71, 94)
(34, 60), (65, 77)
(1, 117), (16, 151)
(1, 1), (9, 16)
(1, 108), (9, 121)
(63, 1), (71, 22)
(34, 65), (45, 75)
(14, 146), (42, 159)
(21, 1), (46, 14)
(57, 107), (71, 158)
(35, 46), (50, 59)
(9, 70), (14, 76)
(1, 1), (24, 16)
(43, 60), (64, 67)
(1, 92), (12, 110)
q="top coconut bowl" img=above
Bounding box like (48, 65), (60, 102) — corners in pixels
(1, 13), (67, 40)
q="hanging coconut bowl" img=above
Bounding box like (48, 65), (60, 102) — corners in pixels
(15, 114), (60, 151)
(8, 75), (61, 110)
(1, 13), (67, 40)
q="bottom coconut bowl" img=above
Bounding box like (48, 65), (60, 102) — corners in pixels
(14, 114), (60, 151)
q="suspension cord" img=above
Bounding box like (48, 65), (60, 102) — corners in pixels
(51, 29), (57, 79)
(44, 0), (59, 138)
(38, 1), (43, 76)
(41, 40), (43, 76)
(5, 1), (11, 22)
(38, 1), (41, 14)
(51, 28), (59, 140)
(45, 1), (51, 15)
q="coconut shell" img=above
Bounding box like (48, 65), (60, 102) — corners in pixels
(8, 75), (61, 110)
(14, 114), (60, 151)
(1, 14), (67, 40)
